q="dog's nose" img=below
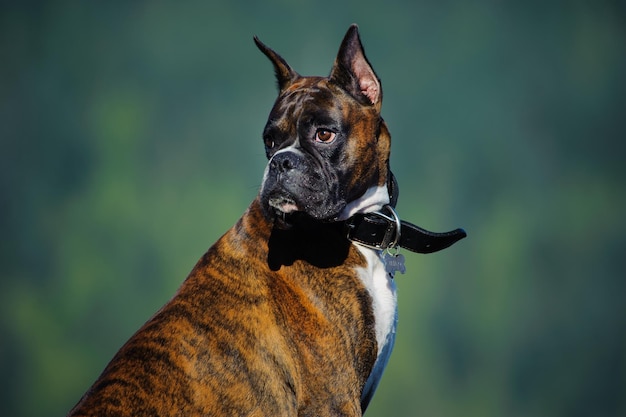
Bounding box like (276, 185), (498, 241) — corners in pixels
(270, 151), (300, 173)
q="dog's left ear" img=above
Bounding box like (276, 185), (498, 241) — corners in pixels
(330, 24), (382, 108)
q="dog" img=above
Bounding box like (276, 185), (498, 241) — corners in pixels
(68, 24), (465, 417)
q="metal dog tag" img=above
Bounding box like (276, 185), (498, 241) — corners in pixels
(383, 252), (406, 275)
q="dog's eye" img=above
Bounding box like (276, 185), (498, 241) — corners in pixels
(264, 137), (275, 149)
(315, 129), (336, 143)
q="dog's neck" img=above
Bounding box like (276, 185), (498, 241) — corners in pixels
(337, 184), (390, 221)
(340, 171), (399, 220)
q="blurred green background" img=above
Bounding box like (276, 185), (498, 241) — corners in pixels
(2, 1), (625, 416)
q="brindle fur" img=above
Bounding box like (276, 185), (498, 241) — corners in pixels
(69, 25), (390, 417)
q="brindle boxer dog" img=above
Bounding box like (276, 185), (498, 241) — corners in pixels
(69, 25), (465, 417)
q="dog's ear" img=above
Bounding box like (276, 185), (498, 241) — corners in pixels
(254, 36), (299, 92)
(330, 24), (382, 108)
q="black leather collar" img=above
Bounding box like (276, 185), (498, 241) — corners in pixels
(345, 172), (466, 254)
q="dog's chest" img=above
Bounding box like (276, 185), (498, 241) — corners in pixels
(353, 245), (398, 354)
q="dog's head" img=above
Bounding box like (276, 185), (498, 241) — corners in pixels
(256, 25), (391, 228)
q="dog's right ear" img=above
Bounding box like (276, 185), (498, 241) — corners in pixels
(254, 36), (299, 92)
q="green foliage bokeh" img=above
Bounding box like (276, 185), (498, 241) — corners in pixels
(1, 1), (624, 416)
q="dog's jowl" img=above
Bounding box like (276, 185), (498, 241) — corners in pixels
(69, 25), (465, 417)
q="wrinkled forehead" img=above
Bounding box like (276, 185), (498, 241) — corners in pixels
(268, 78), (347, 126)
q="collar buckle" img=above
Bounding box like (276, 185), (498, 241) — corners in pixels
(375, 205), (402, 249)
(346, 205), (401, 251)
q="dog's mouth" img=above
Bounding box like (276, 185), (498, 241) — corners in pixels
(268, 195), (300, 215)
(267, 194), (301, 229)
(266, 193), (343, 229)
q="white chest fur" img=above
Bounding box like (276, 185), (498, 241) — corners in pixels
(354, 245), (398, 355)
